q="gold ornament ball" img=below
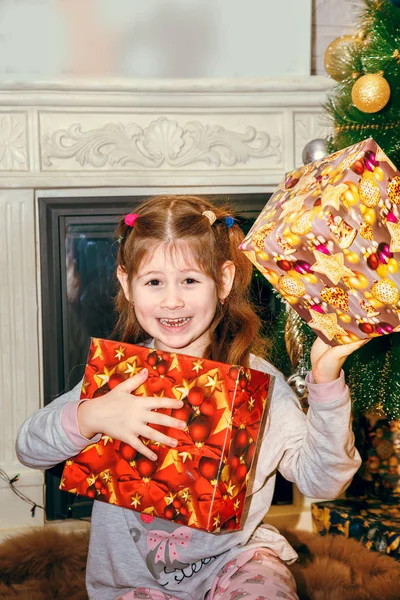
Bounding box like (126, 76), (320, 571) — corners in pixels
(351, 74), (391, 113)
(324, 35), (360, 82)
(387, 176), (400, 205)
(371, 278), (400, 305)
(388, 258), (399, 274)
(359, 175), (381, 207)
(279, 275), (307, 298)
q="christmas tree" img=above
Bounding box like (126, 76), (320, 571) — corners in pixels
(279, 0), (400, 420)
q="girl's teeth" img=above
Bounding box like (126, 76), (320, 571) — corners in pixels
(160, 317), (190, 327)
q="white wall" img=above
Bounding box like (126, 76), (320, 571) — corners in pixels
(312, 0), (363, 74)
(0, 0), (314, 78)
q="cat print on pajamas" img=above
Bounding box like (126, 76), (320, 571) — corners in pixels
(133, 590), (153, 599)
(228, 589), (250, 599)
(229, 568), (250, 580)
(244, 574), (267, 585)
(129, 514), (191, 580)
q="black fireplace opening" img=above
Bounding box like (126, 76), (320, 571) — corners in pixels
(39, 193), (292, 520)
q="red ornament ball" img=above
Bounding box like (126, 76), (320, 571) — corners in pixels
(276, 259), (292, 272)
(235, 464), (248, 482)
(233, 429), (250, 455)
(147, 351), (159, 367)
(164, 505), (175, 520)
(188, 416), (211, 442)
(358, 322), (375, 334)
(351, 160), (364, 175)
(230, 456), (240, 470)
(172, 404), (192, 423)
(136, 456), (158, 478)
(188, 386), (205, 406)
(172, 498), (182, 509)
(119, 442), (137, 463)
(108, 373), (125, 390)
(100, 486), (108, 496)
(366, 253), (379, 270)
(239, 375), (248, 390)
(229, 367), (240, 381)
(179, 505), (188, 516)
(156, 360), (168, 376)
(198, 456), (220, 480)
(200, 397), (216, 417)
(94, 479), (102, 490)
(86, 486), (96, 499)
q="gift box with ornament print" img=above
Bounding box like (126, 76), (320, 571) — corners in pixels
(240, 138), (400, 346)
(312, 497), (400, 560)
(360, 416), (400, 497)
(61, 338), (272, 532)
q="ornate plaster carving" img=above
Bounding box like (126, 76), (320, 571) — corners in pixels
(0, 113), (28, 171)
(42, 116), (281, 169)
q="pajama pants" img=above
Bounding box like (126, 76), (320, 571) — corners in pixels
(117, 548), (299, 600)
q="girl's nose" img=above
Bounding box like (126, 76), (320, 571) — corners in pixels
(160, 289), (185, 310)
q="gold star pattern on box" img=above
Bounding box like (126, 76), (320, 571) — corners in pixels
(308, 310), (347, 341)
(321, 183), (348, 211)
(124, 358), (142, 377)
(130, 492), (142, 509)
(205, 372), (225, 394)
(192, 359), (205, 374)
(94, 366), (115, 387)
(386, 221), (400, 253)
(92, 338), (104, 361)
(311, 250), (355, 285)
(168, 354), (181, 372)
(279, 195), (306, 221)
(173, 378), (196, 399)
(115, 345), (125, 360)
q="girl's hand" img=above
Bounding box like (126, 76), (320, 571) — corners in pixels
(77, 368), (187, 460)
(310, 336), (369, 384)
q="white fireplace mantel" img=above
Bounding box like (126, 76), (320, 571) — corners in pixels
(0, 76), (332, 531)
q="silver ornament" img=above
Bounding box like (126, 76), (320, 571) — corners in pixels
(287, 371), (309, 410)
(302, 138), (329, 165)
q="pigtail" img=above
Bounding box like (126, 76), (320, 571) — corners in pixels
(203, 208), (268, 367)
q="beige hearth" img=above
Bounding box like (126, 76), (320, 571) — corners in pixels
(0, 77), (331, 532)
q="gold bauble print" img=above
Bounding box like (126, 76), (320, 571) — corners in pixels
(290, 210), (315, 236)
(278, 275), (307, 298)
(387, 176), (400, 205)
(359, 175), (381, 207)
(324, 35), (361, 82)
(351, 74), (391, 113)
(370, 278), (400, 305)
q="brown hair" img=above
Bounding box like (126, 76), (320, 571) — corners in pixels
(113, 195), (266, 367)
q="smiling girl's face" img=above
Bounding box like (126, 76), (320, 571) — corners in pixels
(117, 241), (235, 358)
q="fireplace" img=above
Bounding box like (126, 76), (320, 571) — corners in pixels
(0, 78), (331, 531)
(40, 192), (299, 520)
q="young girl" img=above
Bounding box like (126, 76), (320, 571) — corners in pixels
(16, 195), (364, 600)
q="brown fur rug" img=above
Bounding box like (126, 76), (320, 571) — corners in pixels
(0, 527), (399, 600)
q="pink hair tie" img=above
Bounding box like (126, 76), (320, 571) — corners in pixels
(124, 213), (139, 227)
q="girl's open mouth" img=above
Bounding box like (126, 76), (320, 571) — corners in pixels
(158, 317), (192, 329)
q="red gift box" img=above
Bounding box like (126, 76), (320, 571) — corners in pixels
(61, 338), (272, 533)
(241, 138), (400, 346)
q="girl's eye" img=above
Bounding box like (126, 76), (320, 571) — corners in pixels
(184, 278), (198, 284)
(146, 279), (161, 286)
